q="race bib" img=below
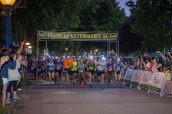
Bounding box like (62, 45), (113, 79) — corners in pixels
(108, 67), (112, 71)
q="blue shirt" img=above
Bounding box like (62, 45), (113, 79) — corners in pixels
(56, 61), (63, 70)
(0, 60), (17, 78)
(97, 63), (106, 72)
(48, 63), (55, 71)
(115, 63), (123, 72)
(107, 63), (114, 72)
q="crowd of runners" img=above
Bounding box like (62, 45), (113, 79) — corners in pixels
(28, 56), (126, 88)
(27, 53), (172, 88)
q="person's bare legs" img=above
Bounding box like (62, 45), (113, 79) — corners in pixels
(89, 73), (92, 85)
(101, 74), (104, 85)
(2, 84), (7, 107)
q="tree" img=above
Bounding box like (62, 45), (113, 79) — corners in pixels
(4, 0), (126, 53)
(126, 0), (172, 51)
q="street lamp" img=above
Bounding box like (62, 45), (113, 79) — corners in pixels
(65, 48), (68, 51)
(25, 42), (30, 46)
(0, 0), (16, 49)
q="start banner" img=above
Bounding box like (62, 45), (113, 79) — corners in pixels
(37, 31), (118, 41)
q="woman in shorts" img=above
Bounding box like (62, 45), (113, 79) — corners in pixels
(78, 59), (85, 87)
(47, 60), (55, 83)
(87, 59), (95, 87)
(114, 59), (123, 87)
(96, 58), (106, 87)
(107, 59), (114, 86)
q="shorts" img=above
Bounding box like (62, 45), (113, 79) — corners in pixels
(89, 70), (95, 75)
(7, 81), (18, 92)
(64, 68), (72, 75)
(56, 70), (62, 75)
(71, 70), (78, 75)
(107, 71), (113, 75)
(116, 71), (121, 75)
(41, 70), (46, 73)
(97, 71), (105, 76)
(48, 70), (54, 73)
(2, 78), (8, 85)
(30, 70), (36, 74)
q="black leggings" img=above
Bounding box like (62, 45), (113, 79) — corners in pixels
(7, 81), (18, 92)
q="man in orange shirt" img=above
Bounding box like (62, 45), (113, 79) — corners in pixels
(63, 56), (73, 84)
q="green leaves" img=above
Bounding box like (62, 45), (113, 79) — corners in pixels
(127, 0), (172, 51)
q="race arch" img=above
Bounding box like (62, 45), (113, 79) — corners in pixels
(36, 31), (119, 58)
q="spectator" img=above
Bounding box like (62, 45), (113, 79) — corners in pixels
(0, 49), (16, 107)
(164, 66), (172, 81)
(156, 58), (163, 72)
(144, 57), (153, 71)
(6, 42), (25, 103)
(152, 58), (158, 72)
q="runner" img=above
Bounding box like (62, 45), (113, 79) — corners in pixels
(107, 59), (114, 86)
(96, 57), (106, 87)
(30, 60), (36, 80)
(55, 58), (63, 84)
(114, 58), (123, 87)
(63, 56), (73, 85)
(71, 57), (78, 86)
(87, 57), (95, 87)
(40, 62), (46, 80)
(78, 58), (85, 87)
(47, 59), (55, 84)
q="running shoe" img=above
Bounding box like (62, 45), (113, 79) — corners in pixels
(6, 100), (11, 104)
(13, 96), (21, 100)
(17, 88), (22, 91)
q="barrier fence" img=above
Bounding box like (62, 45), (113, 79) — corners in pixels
(123, 69), (172, 97)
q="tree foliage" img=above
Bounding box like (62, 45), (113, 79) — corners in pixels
(6, 0), (125, 54)
(126, 0), (172, 51)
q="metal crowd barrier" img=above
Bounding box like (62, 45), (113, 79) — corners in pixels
(123, 68), (172, 97)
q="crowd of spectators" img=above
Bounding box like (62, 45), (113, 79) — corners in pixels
(0, 41), (25, 108)
(126, 55), (172, 81)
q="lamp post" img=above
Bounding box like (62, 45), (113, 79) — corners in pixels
(0, 0), (16, 49)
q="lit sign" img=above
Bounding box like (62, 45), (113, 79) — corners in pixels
(37, 31), (118, 41)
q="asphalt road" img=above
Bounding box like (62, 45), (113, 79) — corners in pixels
(13, 86), (172, 114)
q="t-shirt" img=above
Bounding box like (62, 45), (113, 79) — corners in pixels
(88, 62), (95, 70)
(31, 62), (36, 71)
(79, 63), (85, 73)
(97, 61), (106, 72)
(41, 64), (46, 71)
(8, 60), (21, 81)
(107, 63), (114, 72)
(56, 61), (63, 70)
(115, 63), (123, 72)
(72, 61), (78, 71)
(64, 59), (68, 68)
(68, 59), (73, 68)
(64, 58), (73, 68)
(48, 63), (55, 71)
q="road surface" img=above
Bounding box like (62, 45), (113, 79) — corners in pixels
(13, 85), (172, 114)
